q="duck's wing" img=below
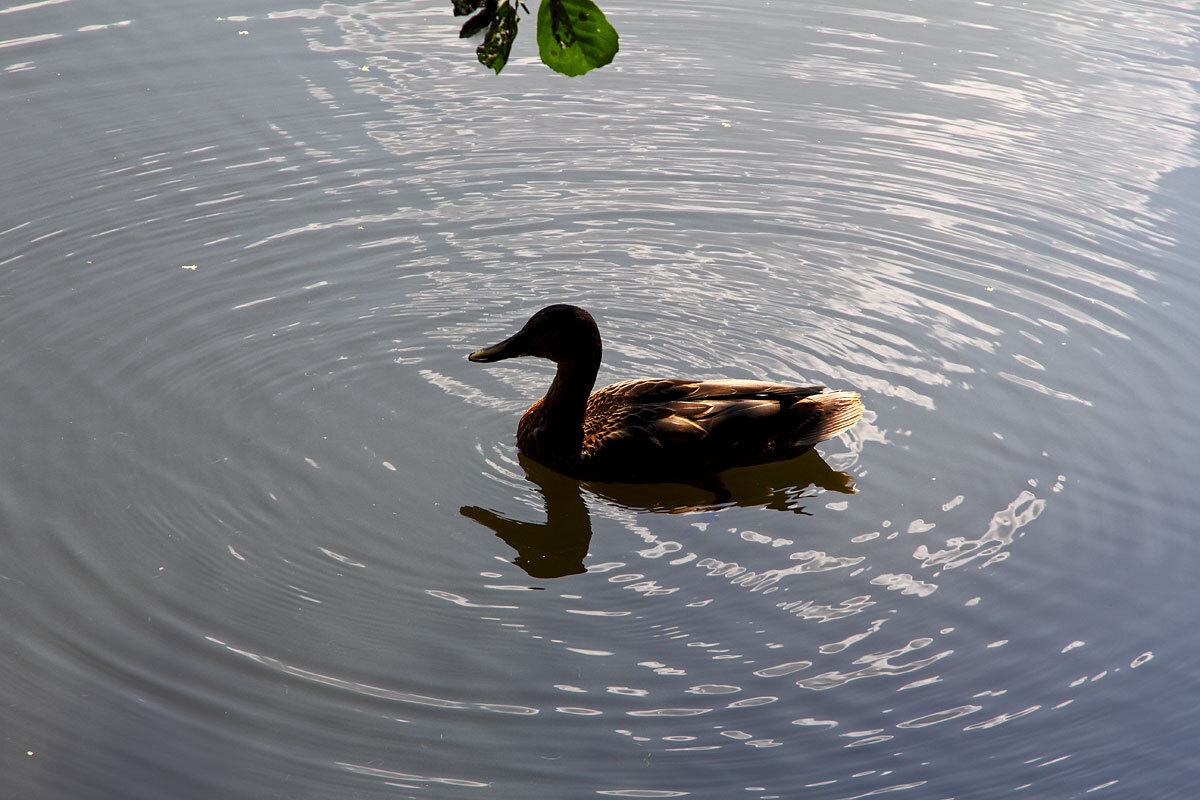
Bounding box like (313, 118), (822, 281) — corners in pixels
(599, 378), (827, 404)
(581, 379), (862, 479)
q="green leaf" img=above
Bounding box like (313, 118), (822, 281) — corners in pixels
(537, 0), (618, 77)
(477, 0), (520, 74)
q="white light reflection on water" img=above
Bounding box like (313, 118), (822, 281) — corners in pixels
(257, 1), (1193, 419)
(410, 472), (1157, 764)
(208, 634), (540, 715)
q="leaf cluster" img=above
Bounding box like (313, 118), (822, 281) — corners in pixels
(453, 0), (618, 76)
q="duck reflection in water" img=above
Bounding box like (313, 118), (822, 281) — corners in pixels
(461, 451), (857, 579)
(463, 304), (865, 578)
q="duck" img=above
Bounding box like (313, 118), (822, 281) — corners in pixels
(468, 304), (864, 484)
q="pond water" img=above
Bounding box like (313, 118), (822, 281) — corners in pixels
(3, 0), (1199, 797)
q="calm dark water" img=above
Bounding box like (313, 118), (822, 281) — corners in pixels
(3, 0), (1199, 798)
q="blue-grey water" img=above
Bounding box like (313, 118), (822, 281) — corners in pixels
(3, 0), (1199, 798)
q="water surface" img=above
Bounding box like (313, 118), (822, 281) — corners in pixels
(3, 0), (1199, 797)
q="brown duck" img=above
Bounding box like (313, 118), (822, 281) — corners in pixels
(468, 305), (864, 484)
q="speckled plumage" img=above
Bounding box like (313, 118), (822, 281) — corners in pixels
(470, 305), (864, 483)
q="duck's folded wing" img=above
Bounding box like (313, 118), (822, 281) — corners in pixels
(597, 378), (828, 405)
(662, 382), (860, 446)
(582, 379), (861, 476)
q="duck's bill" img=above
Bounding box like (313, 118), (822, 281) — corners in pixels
(468, 332), (526, 363)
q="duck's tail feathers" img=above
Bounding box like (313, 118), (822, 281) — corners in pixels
(797, 391), (864, 445)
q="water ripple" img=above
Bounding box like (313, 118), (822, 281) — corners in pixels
(4, 0), (1197, 797)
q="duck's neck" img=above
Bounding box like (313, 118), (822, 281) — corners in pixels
(545, 356), (599, 426)
(520, 348), (600, 470)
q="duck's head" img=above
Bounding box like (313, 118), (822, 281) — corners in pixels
(469, 304), (601, 365)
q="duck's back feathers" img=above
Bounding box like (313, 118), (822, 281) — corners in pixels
(579, 379), (863, 482)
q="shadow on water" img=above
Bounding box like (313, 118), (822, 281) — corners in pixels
(461, 451), (856, 579)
